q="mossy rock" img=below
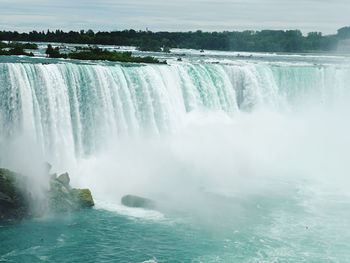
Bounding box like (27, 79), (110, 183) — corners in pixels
(72, 189), (94, 208)
(1, 168), (95, 219)
(48, 173), (94, 212)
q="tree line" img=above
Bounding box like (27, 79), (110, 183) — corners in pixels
(0, 27), (349, 52)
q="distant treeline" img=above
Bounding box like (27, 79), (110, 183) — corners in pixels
(1, 27), (350, 52)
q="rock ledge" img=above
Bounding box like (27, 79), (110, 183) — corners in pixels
(0, 167), (94, 222)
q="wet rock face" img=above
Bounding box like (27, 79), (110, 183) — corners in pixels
(0, 167), (95, 221)
(121, 195), (156, 210)
(71, 189), (94, 208)
(0, 169), (30, 221)
(57, 173), (70, 187)
(48, 173), (94, 213)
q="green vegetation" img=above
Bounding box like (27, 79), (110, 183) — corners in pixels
(1, 165), (95, 221)
(137, 36), (162, 52)
(0, 46), (34, 56)
(136, 35), (171, 52)
(68, 48), (165, 63)
(1, 27), (350, 55)
(0, 41), (37, 56)
(49, 173), (94, 213)
(71, 189), (95, 208)
(1, 27), (350, 52)
(0, 41), (38, 51)
(45, 45), (166, 64)
(7, 42), (38, 50)
(0, 41), (6, 49)
(45, 44), (67, 58)
(0, 40), (165, 63)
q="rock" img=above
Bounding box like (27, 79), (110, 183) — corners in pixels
(57, 173), (70, 187)
(48, 190), (73, 213)
(72, 189), (94, 208)
(0, 191), (13, 205)
(121, 195), (156, 210)
(0, 168), (95, 220)
(48, 177), (72, 212)
(48, 173), (94, 212)
(0, 168), (30, 221)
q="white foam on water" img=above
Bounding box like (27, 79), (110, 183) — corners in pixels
(95, 199), (165, 221)
(140, 258), (158, 263)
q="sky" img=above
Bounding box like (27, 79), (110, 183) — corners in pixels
(0, 0), (349, 34)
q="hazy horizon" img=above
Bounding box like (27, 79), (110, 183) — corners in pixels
(1, 0), (349, 35)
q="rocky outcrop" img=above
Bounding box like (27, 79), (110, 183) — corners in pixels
(0, 168), (30, 221)
(0, 167), (94, 222)
(48, 173), (94, 213)
(121, 195), (156, 210)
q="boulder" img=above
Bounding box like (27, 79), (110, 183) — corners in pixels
(57, 172), (70, 187)
(121, 195), (156, 210)
(48, 173), (94, 212)
(72, 189), (94, 208)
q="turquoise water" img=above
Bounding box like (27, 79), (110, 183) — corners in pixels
(1, 51), (350, 262)
(1, 185), (350, 262)
(1, 209), (220, 262)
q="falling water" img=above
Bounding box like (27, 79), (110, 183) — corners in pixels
(1, 57), (350, 262)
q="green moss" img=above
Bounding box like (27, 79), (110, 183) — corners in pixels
(48, 173), (94, 213)
(1, 168), (95, 219)
(72, 189), (94, 208)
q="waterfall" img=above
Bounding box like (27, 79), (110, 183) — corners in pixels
(0, 61), (349, 166)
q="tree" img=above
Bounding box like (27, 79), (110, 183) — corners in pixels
(46, 44), (66, 58)
(137, 36), (162, 52)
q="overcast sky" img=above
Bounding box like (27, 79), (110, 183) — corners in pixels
(1, 0), (349, 34)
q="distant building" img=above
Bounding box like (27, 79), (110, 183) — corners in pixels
(337, 39), (350, 53)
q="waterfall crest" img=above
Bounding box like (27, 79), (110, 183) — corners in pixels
(0, 61), (349, 163)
